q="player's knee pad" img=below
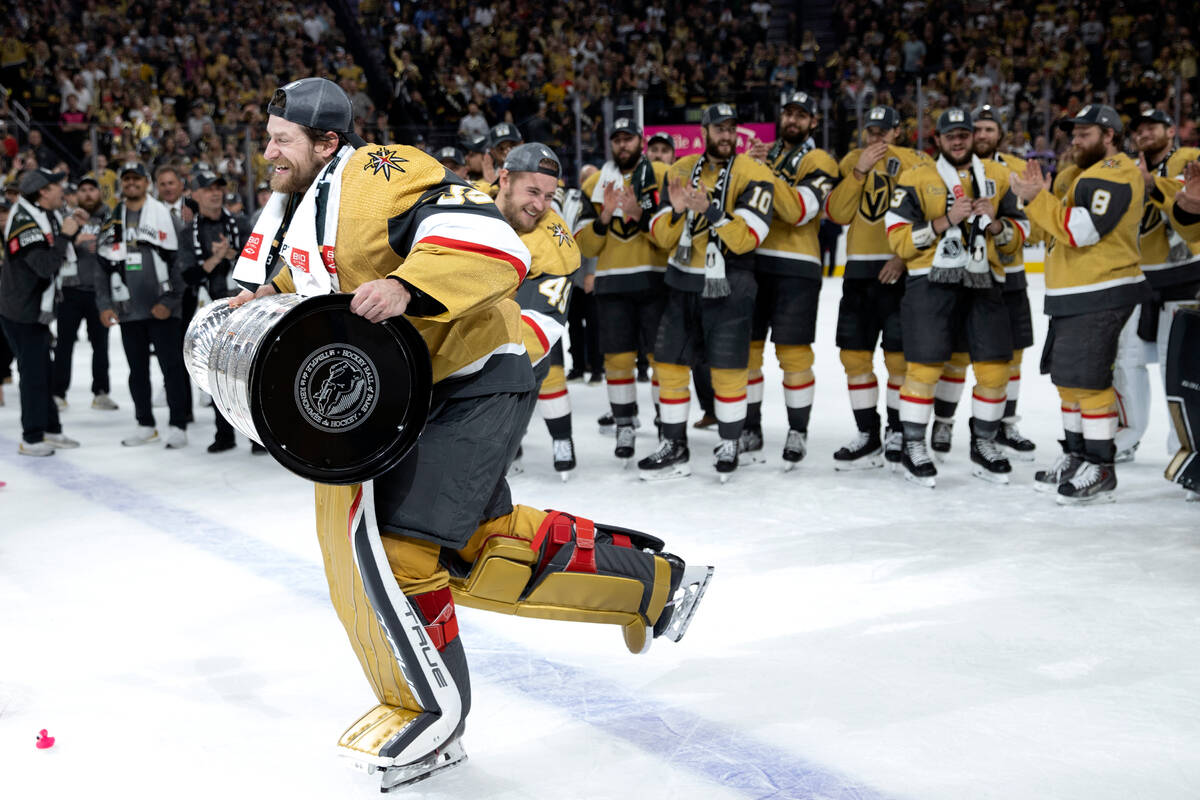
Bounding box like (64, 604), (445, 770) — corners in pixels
(654, 361), (691, 395)
(1076, 387), (1117, 414)
(905, 362), (943, 394)
(941, 357), (968, 380)
(540, 364), (567, 395)
(840, 349), (874, 378)
(710, 367), (748, 399)
(777, 343), (814, 374)
(1057, 386), (1082, 407)
(449, 510), (678, 654)
(972, 360), (1009, 394)
(748, 339), (766, 372)
(604, 351), (636, 379)
(948, 351), (970, 368)
(884, 351), (907, 384)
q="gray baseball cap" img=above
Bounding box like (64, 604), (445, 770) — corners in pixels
(936, 107), (973, 135)
(503, 142), (562, 179)
(701, 103), (737, 127)
(19, 167), (66, 195)
(268, 77), (353, 133)
(488, 122), (523, 148)
(1058, 104), (1123, 134)
(435, 146), (466, 165)
(611, 118), (642, 139)
(782, 91), (817, 116)
(864, 105), (901, 130)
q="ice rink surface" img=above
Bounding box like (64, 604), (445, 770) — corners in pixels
(2, 275), (1198, 800)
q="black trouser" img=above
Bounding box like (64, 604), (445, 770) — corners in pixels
(0, 319), (13, 382)
(567, 288), (602, 375)
(120, 317), (190, 429)
(0, 317), (62, 443)
(179, 288), (198, 412)
(212, 406), (236, 445)
(52, 286), (110, 397)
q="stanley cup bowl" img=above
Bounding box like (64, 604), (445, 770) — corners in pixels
(181, 292), (432, 485)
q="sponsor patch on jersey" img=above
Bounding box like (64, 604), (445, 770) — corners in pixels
(320, 245), (337, 273)
(294, 344), (378, 433)
(363, 147), (407, 181)
(17, 228), (46, 248)
(290, 248), (310, 272)
(886, 157), (901, 177)
(242, 232), (263, 258)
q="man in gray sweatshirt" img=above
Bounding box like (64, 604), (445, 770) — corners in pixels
(96, 161), (189, 448)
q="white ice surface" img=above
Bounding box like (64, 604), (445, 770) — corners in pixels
(2, 275), (1198, 800)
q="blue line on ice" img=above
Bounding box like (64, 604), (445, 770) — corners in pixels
(2, 441), (894, 800)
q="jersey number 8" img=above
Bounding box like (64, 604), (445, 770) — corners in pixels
(1089, 189), (1111, 216)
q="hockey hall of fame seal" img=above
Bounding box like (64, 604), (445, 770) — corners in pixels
(294, 343), (380, 433)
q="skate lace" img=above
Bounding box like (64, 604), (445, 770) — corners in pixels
(714, 439), (738, 462)
(553, 439), (574, 461)
(1067, 461), (1100, 489)
(1042, 452), (1075, 480)
(974, 437), (1005, 462)
(784, 429), (807, 454)
(885, 429), (903, 449)
(649, 438), (680, 459)
(904, 439), (933, 466)
(616, 426), (636, 448)
(1003, 421), (1027, 442)
(841, 431), (872, 451)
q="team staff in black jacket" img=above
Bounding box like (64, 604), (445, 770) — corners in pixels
(0, 168), (84, 456)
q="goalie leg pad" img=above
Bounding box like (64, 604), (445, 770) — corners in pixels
(450, 507), (697, 654)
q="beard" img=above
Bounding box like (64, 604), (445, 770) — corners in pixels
(941, 147), (972, 167)
(270, 155), (324, 194)
(780, 123), (812, 146)
(705, 139), (734, 161)
(614, 148), (641, 171)
(497, 190), (538, 233)
(1074, 139), (1108, 170)
(973, 141), (997, 160)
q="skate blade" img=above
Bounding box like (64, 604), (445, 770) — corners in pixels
(1032, 480), (1060, 493)
(971, 465), (1011, 484)
(662, 565), (714, 643)
(378, 739), (468, 792)
(718, 471), (734, 483)
(558, 471), (571, 483)
(1056, 491), (1117, 506)
(738, 451), (767, 467)
(1001, 445), (1036, 462)
(833, 455), (885, 471)
(638, 464), (691, 481)
(904, 472), (936, 488)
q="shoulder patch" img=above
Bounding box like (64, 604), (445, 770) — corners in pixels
(547, 220), (574, 248)
(363, 146), (407, 180)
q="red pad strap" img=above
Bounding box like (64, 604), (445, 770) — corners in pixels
(411, 587), (458, 652)
(565, 516), (597, 574)
(610, 533), (632, 549)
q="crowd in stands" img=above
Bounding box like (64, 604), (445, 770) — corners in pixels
(1, 0), (1199, 196)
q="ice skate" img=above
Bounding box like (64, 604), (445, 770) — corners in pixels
(833, 430), (884, 470)
(1033, 441), (1083, 493)
(1056, 461), (1117, 505)
(930, 420), (953, 462)
(655, 556), (715, 645)
(713, 438), (738, 482)
(340, 705), (467, 792)
(637, 438), (690, 480)
(737, 425), (766, 466)
(884, 427), (903, 470)
(552, 438), (575, 480)
(996, 418), (1036, 462)
(902, 438), (937, 488)
(614, 424), (636, 462)
(781, 429), (807, 471)
(970, 433), (1012, 484)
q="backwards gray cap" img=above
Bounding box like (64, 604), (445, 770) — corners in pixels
(1057, 104), (1123, 134)
(503, 142), (562, 179)
(268, 77), (354, 133)
(19, 167), (66, 195)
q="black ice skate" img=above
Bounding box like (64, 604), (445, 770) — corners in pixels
(997, 418), (1036, 461)
(637, 438), (691, 480)
(552, 438), (575, 480)
(884, 427), (903, 468)
(902, 438), (938, 487)
(970, 433), (1013, 484)
(737, 425), (766, 465)
(833, 430), (883, 471)
(599, 411), (640, 436)
(614, 424), (636, 461)
(1056, 460), (1117, 505)
(782, 429), (808, 471)
(713, 438), (739, 482)
(930, 420), (954, 462)
(1033, 441), (1084, 493)
(653, 553), (715, 645)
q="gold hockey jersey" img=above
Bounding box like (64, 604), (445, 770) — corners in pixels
(1139, 147), (1200, 290)
(647, 153), (776, 293)
(884, 158), (1028, 280)
(514, 209), (580, 365)
(1024, 153), (1151, 316)
(574, 161), (670, 294)
(825, 145), (931, 279)
(271, 144), (533, 392)
(756, 142), (840, 279)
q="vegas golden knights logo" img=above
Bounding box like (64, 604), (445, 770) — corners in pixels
(1140, 201), (1163, 236)
(861, 173), (893, 222)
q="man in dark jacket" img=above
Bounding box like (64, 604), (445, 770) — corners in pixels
(0, 167), (84, 455)
(96, 161), (189, 449)
(51, 173), (118, 411)
(177, 170), (254, 453)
